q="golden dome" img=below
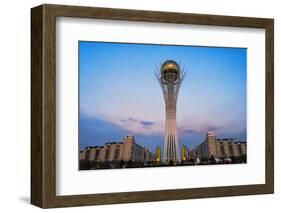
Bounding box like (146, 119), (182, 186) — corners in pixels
(160, 60), (180, 82)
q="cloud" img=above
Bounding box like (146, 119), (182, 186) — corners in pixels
(139, 120), (155, 127)
(128, 117), (138, 122)
(80, 115), (246, 151)
(79, 116), (163, 150)
(115, 117), (159, 135)
(180, 124), (221, 135)
(207, 126), (220, 132)
(183, 129), (198, 134)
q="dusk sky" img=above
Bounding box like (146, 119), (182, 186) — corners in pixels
(79, 41), (247, 152)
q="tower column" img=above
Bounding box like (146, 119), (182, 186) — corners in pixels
(156, 60), (185, 163)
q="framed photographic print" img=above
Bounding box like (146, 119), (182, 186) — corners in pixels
(31, 4), (274, 208)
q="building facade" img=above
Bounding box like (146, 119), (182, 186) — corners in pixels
(144, 147), (155, 162)
(80, 135), (154, 162)
(190, 132), (246, 158)
(156, 60), (185, 162)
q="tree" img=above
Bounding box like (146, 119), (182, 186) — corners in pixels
(210, 155), (215, 164)
(169, 159), (174, 166)
(126, 160), (133, 168)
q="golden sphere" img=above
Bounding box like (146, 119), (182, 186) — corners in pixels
(160, 60), (180, 82)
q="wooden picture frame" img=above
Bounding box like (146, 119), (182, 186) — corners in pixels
(31, 4), (274, 208)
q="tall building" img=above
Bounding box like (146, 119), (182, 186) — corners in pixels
(80, 135), (153, 162)
(181, 145), (188, 161)
(122, 135), (144, 161)
(190, 132), (247, 158)
(156, 60), (185, 162)
(155, 146), (161, 163)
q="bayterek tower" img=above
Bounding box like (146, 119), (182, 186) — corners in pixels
(156, 60), (185, 163)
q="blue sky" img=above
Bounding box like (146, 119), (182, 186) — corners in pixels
(79, 41), (247, 152)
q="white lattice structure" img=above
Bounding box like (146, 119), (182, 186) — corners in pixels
(155, 60), (185, 163)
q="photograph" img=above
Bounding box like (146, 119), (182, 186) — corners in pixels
(78, 41), (247, 170)
(30, 4), (274, 208)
